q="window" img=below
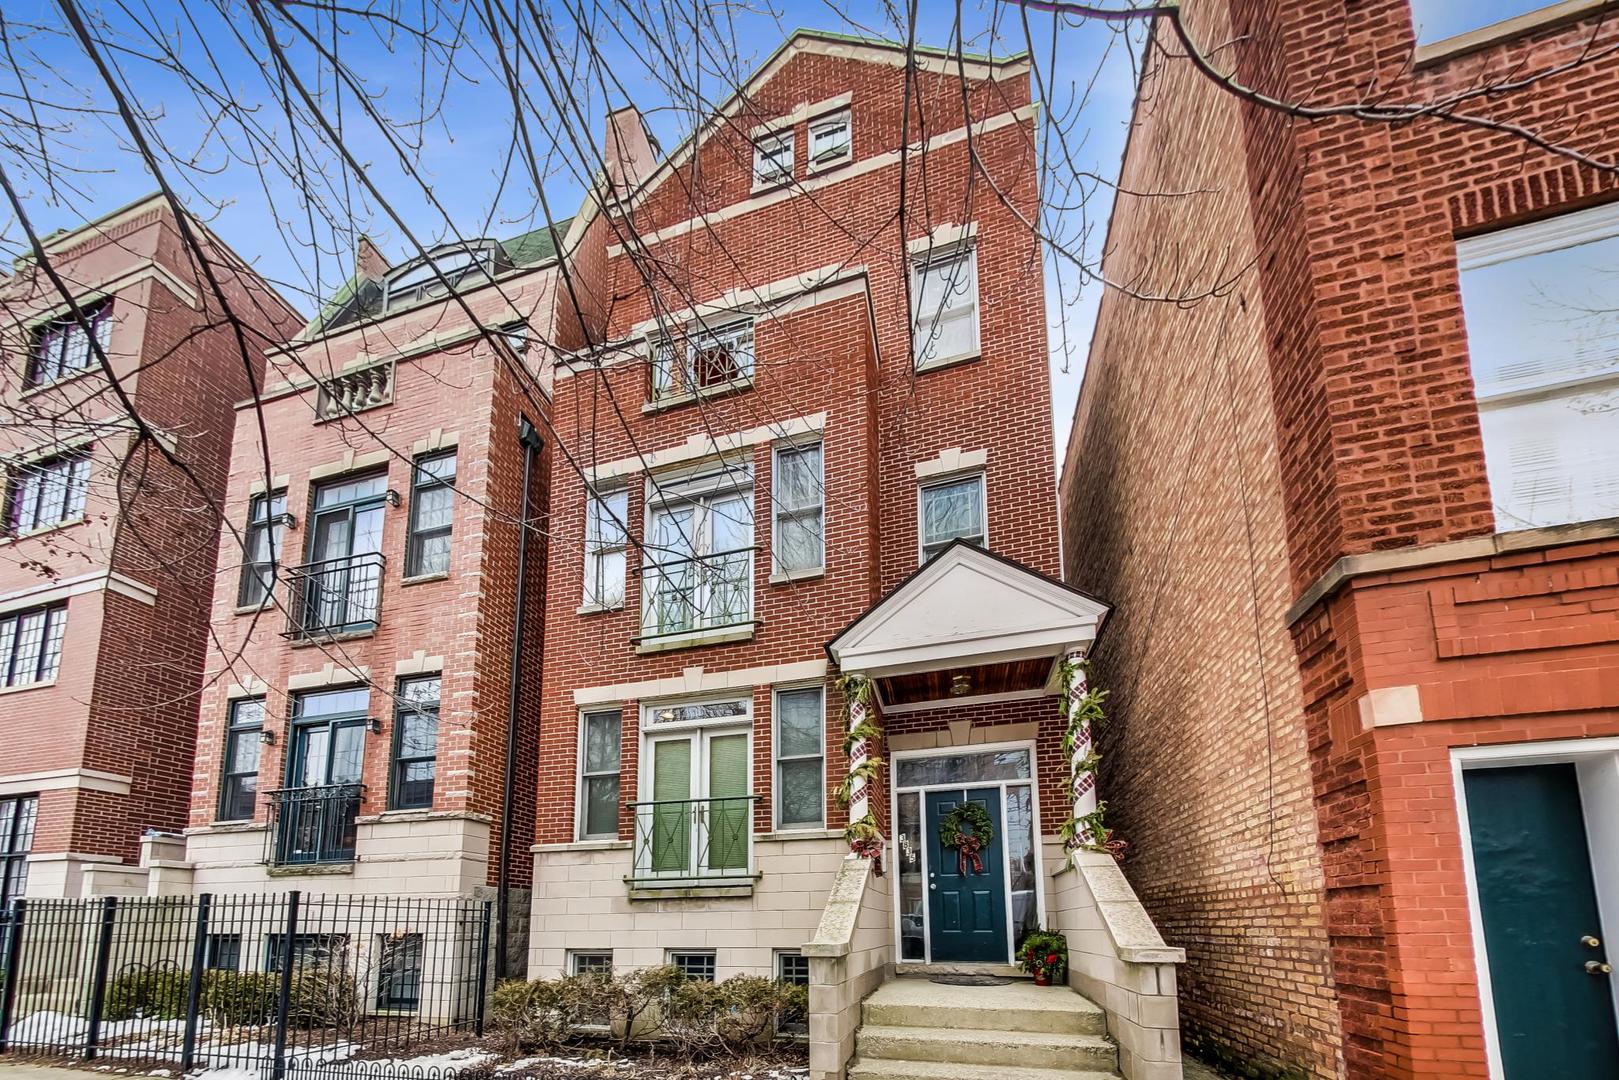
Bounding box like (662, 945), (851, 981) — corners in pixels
(752, 131), (793, 187)
(583, 489), (628, 609)
(28, 301), (112, 388)
(911, 246), (980, 368)
(266, 933), (350, 972)
(1410, 1), (1552, 46)
(391, 676), (440, 810)
(774, 686), (825, 830)
(642, 465), (754, 638)
(219, 698), (265, 821)
(205, 934), (243, 972)
(579, 709), (622, 839)
(772, 442), (824, 575)
(376, 933), (423, 1011)
(7, 452), (91, 535)
(808, 111), (851, 166)
(919, 474), (986, 560)
(650, 321), (756, 402)
(1457, 202), (1619, 531)
(238, 491), (287, 607)
(668, 951), (717, 982)
(0, 796), (37, 906)
(406, 452), (456, 577)
(776, 951), (810, 985)
(569, 951), (613, 977)
(0, 604), (67, 689)
(639, 698), (751, 880)
(383, 243), (498, 311)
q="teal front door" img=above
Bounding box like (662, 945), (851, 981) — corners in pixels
(926, 788), (1008, 963)
(1464, 763), (1619, 1079)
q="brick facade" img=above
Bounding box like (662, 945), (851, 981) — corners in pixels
(0, 196), (300, 891)
(1062, 2), (1619, 1077)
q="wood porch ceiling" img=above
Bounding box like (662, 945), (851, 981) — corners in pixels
(876, 656), (1053, 708)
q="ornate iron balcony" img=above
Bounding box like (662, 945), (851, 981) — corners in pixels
(283, 553), (384, 639)
(640, 548), (753, 639)
(629, 795), (758, 883)
(265, 783), (364, 866)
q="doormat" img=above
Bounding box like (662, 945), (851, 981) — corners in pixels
(929, 974), (1012, 986)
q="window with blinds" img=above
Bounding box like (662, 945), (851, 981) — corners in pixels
(1457, 202), (1619, 532)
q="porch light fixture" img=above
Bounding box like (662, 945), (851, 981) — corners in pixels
(950, 673), (973, 697)
(384, 488), (402, 508)
(277, 511), (299, 530)
(259, 729), (277, 745)
(367, 717), (383, 734)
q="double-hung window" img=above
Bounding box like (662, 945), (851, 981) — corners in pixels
(772, 442), (824, 575)
(753, 131), (793, 187)
(919, 474), (987, 561)
(1, 795), (38, 906)
(642, 464), (754, 638)
(7, 452), (91, 535)
(774, 686), (825, 830)
(911, 245), (980, 369)
(0, 604), (67, 689)
(578, 709), (622, 839)
(1457, 201), (1619, 532)
(391, 676), (440, 810)
(406, 452), (456, 577)
(28, 301), (112, 388)
(583, 489), (628, 609)
(808, 111), (851, 167)
(650, 321), (755, 402)
(238, 491), (287, 607)
(219, 698), (265, 821)
(376, 933), (424, 1011)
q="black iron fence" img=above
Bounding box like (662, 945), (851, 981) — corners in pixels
(285, 553), (385, 639)
(267, 785), (365, 866)
(0, 892), (491, 1078)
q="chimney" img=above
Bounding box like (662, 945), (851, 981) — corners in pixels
(355, 234), (390, 281)
(604, 105), (658, 197)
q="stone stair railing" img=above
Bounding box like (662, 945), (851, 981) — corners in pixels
(803, 855), (894, 1080)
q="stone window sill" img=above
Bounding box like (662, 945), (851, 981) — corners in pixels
(913, 351), (981, 376)
(769, 567), (824, 585)
(0, 679), (58, 697)
(576, 601), (624, 617)
(1, 517), (88, 545)
(400, 572), (450, 587)
(532, 838), (632, 853)
(626, 876), (759, 901)
(290, 628), (376, 648)
(268, 862), (355, 878)
(634, 623), (756, 654)
(756, 828), (839, 843)
(643, 376), (754, 414)
(1414, 0), (1619, 66)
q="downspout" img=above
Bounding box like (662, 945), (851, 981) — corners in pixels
(497, 415), (543, 979)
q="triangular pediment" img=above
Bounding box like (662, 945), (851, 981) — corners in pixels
(828, 541), (1110, 676)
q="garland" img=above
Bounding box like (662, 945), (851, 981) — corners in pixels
(836, 673), (884, 873)
(937, 801), (995, 875)
(1056, 658), (1124, 862)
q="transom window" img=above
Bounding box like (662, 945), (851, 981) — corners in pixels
(1457, 201), (1619, 532)
(28, 301), (112, 388)
(809, 111), (851, 166)
(772, 442), (824, 575)
(238, 491), (288, 607)
(642, 465), (754, 638)
(0, 604), (67, 689)
(7, 452), (91, 535)
(919, 474), (986, 561)
(219, 697), (265, 821)
(774, 686), (825, 830)
(651, 320), (755, 401)
(391, 676), (440, 810)
(752, 131), (793, 187)
(911, 245), (980, 369)
(406, 452), (457, 577)
(579, 708), (622, 839)
(1, 795), (38, 906)
(583, 488), (629, 609)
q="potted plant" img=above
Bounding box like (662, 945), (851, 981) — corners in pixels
(1016, 929), (1069, 987)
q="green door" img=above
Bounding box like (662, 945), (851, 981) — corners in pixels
(651, 739), (691, 873)
(705, 732), (749, 873)
(926, 788), (1008, 963)
(1464, 763), (1619, 1079)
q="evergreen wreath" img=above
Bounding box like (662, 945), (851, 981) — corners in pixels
(937, 801), (995, 875)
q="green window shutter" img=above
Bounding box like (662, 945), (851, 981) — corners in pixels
(651, 740), (692, 873)
(707, 733), (748, 872)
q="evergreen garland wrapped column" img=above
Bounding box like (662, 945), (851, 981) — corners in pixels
(1058, 651), (1117, 858)
(836, 673), (884, 869)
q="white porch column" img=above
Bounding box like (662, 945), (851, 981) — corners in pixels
(1066, 649), (1098, 843)
(846, 683), (872, 826)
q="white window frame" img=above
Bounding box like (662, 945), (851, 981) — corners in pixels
(568, 950), (614, 977)
(807, 110), (851, 169)
(582, 487), (629, 610)
(916, 471), (988, 563)
(1457, 199), (1619, 533)
(772, 684), (826, 831)
(910, 244), (981, 370)
(771, 440), (824, 578)
(576, 707), (623, 841)
(641, 464), (755, 639)
(752, 131), (794, 189)
(648, 319), (756, 403)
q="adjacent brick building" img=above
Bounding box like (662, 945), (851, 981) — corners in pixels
(1062, 2), (1619, 1077)
(0, 194), (300, 900)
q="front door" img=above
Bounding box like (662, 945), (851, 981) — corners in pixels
(1464, 763), (1619, 1079)
(926, 787), (1008, 963)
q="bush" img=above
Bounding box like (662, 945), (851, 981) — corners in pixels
(104, 967), (188, 1021)
(105, 965), (352, 1029)
(201, 971), (279, 1027)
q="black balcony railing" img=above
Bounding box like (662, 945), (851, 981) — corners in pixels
(284, 553), (384, 639)
(640, 548), (753, 639)
(266, 784), (364, 866)
(629, 795), (757, 883)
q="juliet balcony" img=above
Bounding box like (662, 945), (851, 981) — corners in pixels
(629, 794), (758, 887)
(264, 783), (364, 866)
(283, 552), (385, 640)
(639, 548), (753, 643)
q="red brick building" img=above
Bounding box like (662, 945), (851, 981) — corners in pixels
(1062, 2), (1619, 1078)
(0, 194), (299, 900)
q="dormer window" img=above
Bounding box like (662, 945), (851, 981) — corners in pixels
(808, 111), (851, 167)
(382, 242), (501, 312)
(753, 131), (793, 188)
(650, 319), (755, 403)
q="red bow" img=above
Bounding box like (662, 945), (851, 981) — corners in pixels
(953, 832), (984, 875)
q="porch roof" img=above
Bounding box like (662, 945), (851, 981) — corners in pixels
(826, 540), (1111, 681)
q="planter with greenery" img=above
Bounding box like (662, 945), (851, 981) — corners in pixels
(1015, 929), (1069, 987)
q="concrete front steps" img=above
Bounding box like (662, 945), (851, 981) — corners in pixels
(849, 976), (1121, 1080)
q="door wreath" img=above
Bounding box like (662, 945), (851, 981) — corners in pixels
(938, 801), (995, 875)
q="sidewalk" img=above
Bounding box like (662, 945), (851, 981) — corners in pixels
(0, 1066), (149, 1080)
